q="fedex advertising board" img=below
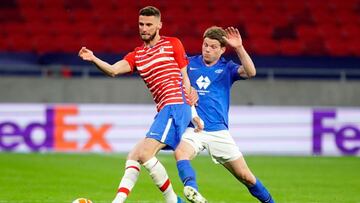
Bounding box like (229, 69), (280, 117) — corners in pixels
(0, 104), (359, 156)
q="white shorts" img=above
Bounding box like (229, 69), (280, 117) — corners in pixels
(181, 127), (242, 164)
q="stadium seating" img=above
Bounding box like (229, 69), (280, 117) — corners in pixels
(0, 0), (359, 57)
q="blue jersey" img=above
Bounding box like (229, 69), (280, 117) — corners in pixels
(188, 55), (244, 131)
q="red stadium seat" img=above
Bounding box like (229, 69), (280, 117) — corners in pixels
(348, 40), (360, 56)
(317, 24), (343, 40)
(256, 0), (284, 11)
(17, 0), (37, 9)
(247, 38), (279, 56)
(32, 35), (58, 54)
(26, 21), (52, 37)
(53, 35), (80, 53)
(296, 25), (322, 42)
(324, 38), (352, 56)
(337, 11), (360, 25)
(106, 36), (141, 53)
(214, 7), (239, 26)
(182, 36), (202, 54)
(302, 38), (327, 56)
(1, 23), (29, 37)
(0, 8), (23, 23)
(64, 0), (92, 10)
(20, 7), (41, 22)
(283, 1), (307, 12)
(246, 24), (274, 39)
(328, 0), (358, 11)
(312, 10), (339, 25)
(261, 9), (292, 27)
(3, 34), (34, 52)
(279, 40), (304, 56)
(307, 0), (332, 12)
(47, 22), (75, 37)
(341, 23), (360, 40)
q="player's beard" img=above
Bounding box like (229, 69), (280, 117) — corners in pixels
(141, 31), (157, 43)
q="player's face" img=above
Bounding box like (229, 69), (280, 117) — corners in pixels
(139, 15), (162, 43)
(202, 38), (225, 65)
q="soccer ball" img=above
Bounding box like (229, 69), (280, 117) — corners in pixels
(72, 198), (93, 203)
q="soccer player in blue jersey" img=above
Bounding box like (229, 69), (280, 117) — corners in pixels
(175, 26), (275, 203)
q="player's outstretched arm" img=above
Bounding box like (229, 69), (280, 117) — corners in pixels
(181, 67), (204, 132)
(223, 27), (256, 79)
(78, 47), (132, 77)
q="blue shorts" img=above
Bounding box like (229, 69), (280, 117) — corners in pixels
(146, 103), (191, 150)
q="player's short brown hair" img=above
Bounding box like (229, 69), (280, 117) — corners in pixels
(139, 6), (161, 19)
(203, 26), (227, 47)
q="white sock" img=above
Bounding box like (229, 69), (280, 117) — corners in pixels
(143, 157), (178, 203)
(112, 160), (141, 203)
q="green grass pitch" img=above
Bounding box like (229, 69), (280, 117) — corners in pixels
(0, 153), (359, 203)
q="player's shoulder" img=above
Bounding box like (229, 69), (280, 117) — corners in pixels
(162, 36), (183, 45)
(188, 55), (202, 63)
(222, 57), (240, 68)
(133, 44), (145, 52)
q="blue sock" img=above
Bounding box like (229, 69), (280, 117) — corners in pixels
(176, 160), (198, 191)
(247, 178), (274, 203)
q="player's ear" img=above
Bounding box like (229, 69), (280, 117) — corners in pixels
(158, 21), (162, 30)
(221, 46), (226, 54)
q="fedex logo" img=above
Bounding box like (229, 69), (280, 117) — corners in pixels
(0, 106), (112, 152)
(313, 110), (360, 155)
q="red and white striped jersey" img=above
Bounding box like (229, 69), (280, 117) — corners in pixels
(124, 36), (189, 111)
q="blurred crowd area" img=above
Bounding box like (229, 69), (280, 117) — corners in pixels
(0, 0), (359, 56)
(0, 0), (359, 79)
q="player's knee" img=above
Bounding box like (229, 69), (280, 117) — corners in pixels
(126, 145), (151, 164)
(127, 150), (138, 161)
(137, 147), (156, 164)
(174, 145), (192, 161)
(174, 148), (185, 161)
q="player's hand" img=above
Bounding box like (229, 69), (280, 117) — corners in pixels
(188, 87), (199, 106)
(78, 47), (95, 62)
(223, 27), (243, 49)
(192, 116), (204, 133)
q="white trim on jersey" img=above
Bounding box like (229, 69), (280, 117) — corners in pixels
(157, 96), (184, 109)
(154, 87), (180, 101)
(161, 118), (173, 142)
(139, 63), (178, 77)
(147, 72), (181, 86)
(136, 50), (174, 63)
(136, 46), (173, 57)
(149, 78), (172, 91)
(137, 57), (176, 71)
(144, 68), (180, 83)
(136, 40), (169, 53)
(151, 82), (175, 96)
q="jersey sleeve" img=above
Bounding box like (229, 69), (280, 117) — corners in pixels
(228, 60), (244, 82)
(169, 37), (189, 68)
(123, 51), (136, 73)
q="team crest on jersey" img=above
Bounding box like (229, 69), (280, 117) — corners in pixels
(215, 69), (223, 74)
(196, 75), (211, 89)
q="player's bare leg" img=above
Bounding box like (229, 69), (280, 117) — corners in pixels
(222, 156), (256, 186)
(223, 156), (274, 203)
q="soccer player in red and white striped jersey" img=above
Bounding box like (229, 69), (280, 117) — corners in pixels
(124, 36), (191, 112)
(79, 6), (202, 203)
